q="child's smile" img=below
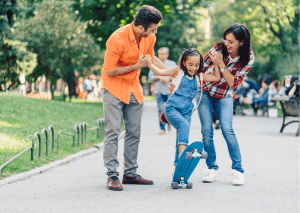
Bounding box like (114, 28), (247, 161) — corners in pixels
(183, 56), (201, 77)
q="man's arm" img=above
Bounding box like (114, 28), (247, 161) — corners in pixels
(106, 55), (148, 76)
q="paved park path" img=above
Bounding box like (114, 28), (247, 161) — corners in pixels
(1, 101), (299, 213)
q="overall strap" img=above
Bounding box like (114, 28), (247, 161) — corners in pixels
(192, 73), (203, 113)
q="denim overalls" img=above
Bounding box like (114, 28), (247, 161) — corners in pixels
(164, 72), (198, 165)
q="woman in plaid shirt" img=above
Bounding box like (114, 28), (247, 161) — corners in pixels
(197, 24), (255, 186)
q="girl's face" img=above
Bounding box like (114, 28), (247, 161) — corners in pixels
(183, 55), (201, 77)
(224, 32), (243, 58)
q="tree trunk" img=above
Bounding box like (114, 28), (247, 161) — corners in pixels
(63, 56), (76, 102)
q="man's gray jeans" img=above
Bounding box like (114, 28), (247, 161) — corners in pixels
(102, 89), (144, 178)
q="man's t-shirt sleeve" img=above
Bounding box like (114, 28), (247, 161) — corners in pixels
(102, 37), (122, 73)
(146, 34), (156, 59)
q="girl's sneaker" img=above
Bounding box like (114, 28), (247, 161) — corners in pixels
(231, 170), (244, 186)
(202, 168), (218, 183)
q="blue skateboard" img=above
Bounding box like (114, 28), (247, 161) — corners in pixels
(171, 141), (207, 189)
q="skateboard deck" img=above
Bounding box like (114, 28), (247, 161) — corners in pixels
(171, 141), (207, 189)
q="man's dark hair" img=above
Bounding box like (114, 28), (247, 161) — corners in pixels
(134, 5), (162, 31)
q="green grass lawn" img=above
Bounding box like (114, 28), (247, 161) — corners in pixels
(0, 93), (104, 179)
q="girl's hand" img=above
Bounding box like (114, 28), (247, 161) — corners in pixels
(169, 83), (175, 94)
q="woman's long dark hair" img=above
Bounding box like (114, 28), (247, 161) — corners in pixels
(216, 23), (251, 69)
(178, 47), (203, 75)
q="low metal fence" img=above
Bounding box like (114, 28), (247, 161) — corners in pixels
(0, 118), (105, 173)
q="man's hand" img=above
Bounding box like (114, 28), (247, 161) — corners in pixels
(137, 55), (150, 69)
(144, 54), (152, 67)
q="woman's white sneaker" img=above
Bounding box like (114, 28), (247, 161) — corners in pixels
(202, 168), (218, 183)
(232, 170), (244, 186)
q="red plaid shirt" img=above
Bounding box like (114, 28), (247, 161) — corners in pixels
(202, 43), (255, 98)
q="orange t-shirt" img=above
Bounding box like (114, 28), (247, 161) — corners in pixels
(101, 22), (156, 104)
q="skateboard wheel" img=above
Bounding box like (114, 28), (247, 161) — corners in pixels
(171, 182), (178, 189)
(185, 152), (192, 159)
(186, 182), (193, 189)
(201, 151), (208, 159)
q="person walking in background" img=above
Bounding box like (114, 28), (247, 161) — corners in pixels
(197, 23), (255, 186)
(101, 5), (166, 191)
(148, 47), (177, 135)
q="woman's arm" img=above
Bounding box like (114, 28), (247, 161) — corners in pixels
(211, 51), (255, 88)
(210, 51), (235, 86)
(148, 63), (180, 77)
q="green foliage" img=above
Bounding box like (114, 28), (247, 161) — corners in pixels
(273, 47), (300, 80)
(155, 2), (206, 61)
(0, 39), (37, 88)
(72, 0), (203, 49)
(0, 0), (18, 37)
(0, 93), (104, 178)
(207, 0), (299, 83)
(3, 39), (37, 74)
(0, 0), (37, 89)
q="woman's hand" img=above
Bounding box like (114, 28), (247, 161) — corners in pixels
(211, 52), (225, 68)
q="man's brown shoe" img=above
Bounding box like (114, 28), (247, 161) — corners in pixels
(107, 176), (123, 191)
(122, 175), (154, 185)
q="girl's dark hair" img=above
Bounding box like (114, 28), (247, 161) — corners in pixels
(134, 5), (162, 31)
(216, 23), (251, 69)
(178, 48), (203, 75)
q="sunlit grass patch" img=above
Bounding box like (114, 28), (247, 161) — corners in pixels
(0, 133), (31, 154)
(0, 121), (22, 128)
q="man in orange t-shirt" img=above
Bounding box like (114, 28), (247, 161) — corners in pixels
(101, 5), (167, 191)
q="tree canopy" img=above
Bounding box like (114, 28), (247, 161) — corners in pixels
(14, 0), (101, 100)
(72, 0), (203, 49)
(0, 0), (37, 89)
(207, 0), (299, 81)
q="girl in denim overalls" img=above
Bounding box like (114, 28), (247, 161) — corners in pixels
(147, 47), (221, 166)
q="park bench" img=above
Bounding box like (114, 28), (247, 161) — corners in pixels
(273, 95), (299, 136)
